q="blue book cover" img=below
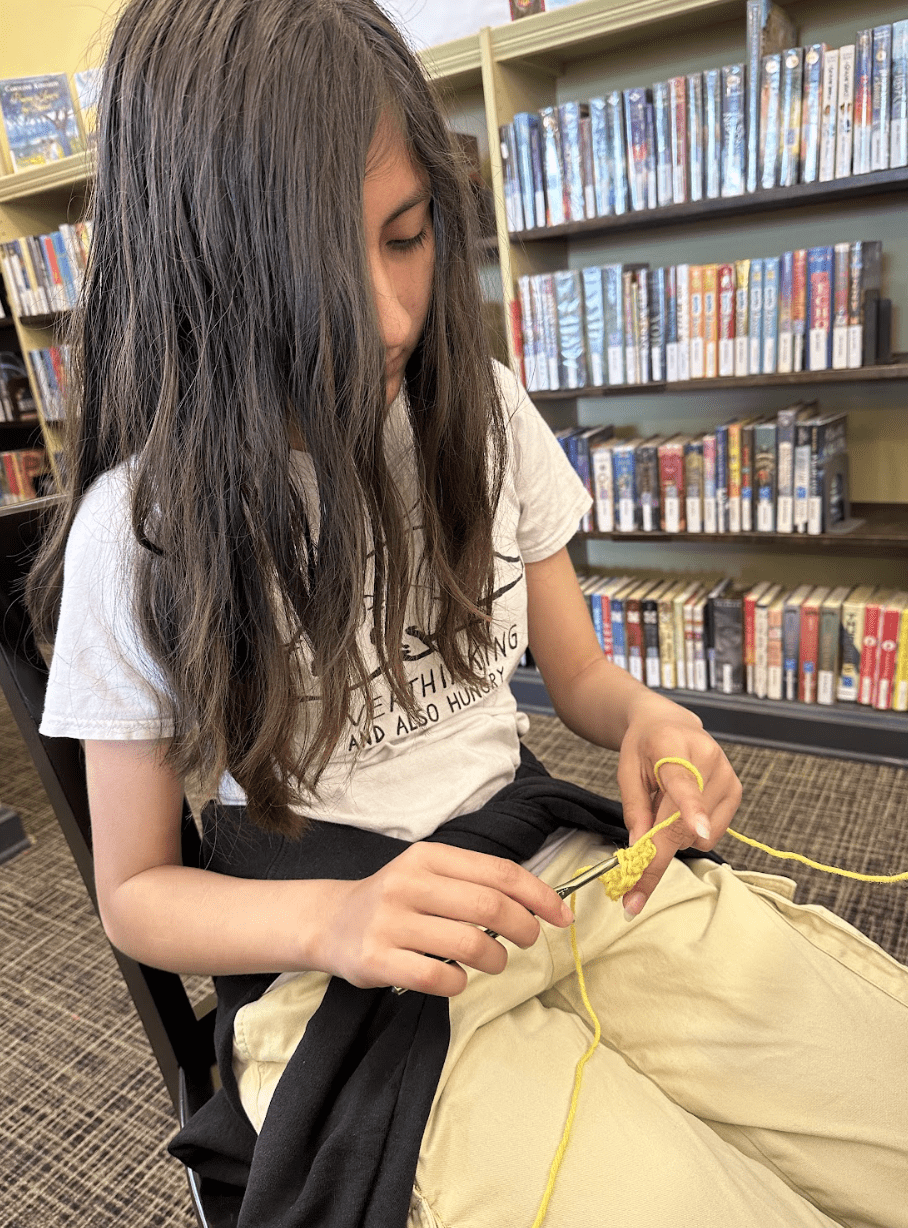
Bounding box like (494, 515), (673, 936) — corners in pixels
(665, 265), (679, 381)
(554, 269), (587, 389)
(777, 251), (794, 372)
(653, 81), (673, 205)
(582, 266), (606, 387)
(558, 100), (586, 222)
(748, 257), (764, 375)
(612, 441), (639, 531)
(715, 421), (729, 532)
(610, 588), (629, 670)
(807, 245), (834, 370)
(623, 87), (649, 211)
(650, 267), (667, 382)
(704, 68), (722, 199)
(871, 24), (893, 171)
(512, 112), (541, 229)
(761, 255), (780, 374)
(49, 231), (79, 308)
(754, 420), (777, 533)
(589, 97), (613, 215)
(604, 263), (625, 384)
(539, 106), (565, 226)
(892, 20), (908, 168)
(606, 91), (629, 215)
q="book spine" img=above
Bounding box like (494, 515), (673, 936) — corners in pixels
(636, 268), (651, 383)
(687, 73), (705, 202)
(644, 100), (658, 209)
(702, 433), (717, 533)
(782, 598), (802, 700)
(819, 47), (840, 181)
(676, 263), (690, 381)
(892, 21), (908, 169)
(778, 48), (803, 187)
(807, 245), (834, 371)
(762, 255), (780, 374)
(625, 593), (645, 682)
(643, 593), (663, 687)
(853, 30), (873, 173)
(807, 419), (827, 536)
(530, 121), (546, 227)
(599, 591), (615, 662)
(799, 598), (821, 703)
(512, 113), (538, 230)
(528, 275), (551, 391)
(767, 601), (784, 699)
(684, 600), (697, 689)
(684, 439), (704, 532)
(775, 408), (798, 534)
(580, 113), (596, 218)
(734, 259), (750, 377)
(650, 267), (666, 383)
(832, 241), (851, 370)
(836, 44), (856, 177)
(623, 89), (649, 212)
(623, 271), (640, 385)
(858, 598), (882, 704)
(721, 63), (746, 197)
(653, 82), (673, 206)
(673, 592), (689, 688)
(761, 53), (782, 188)
(744, 589), (760, 693)
(754, 421), (776, 532)
(693, 599), (708, 691)
(848, 238), (882, 368)
(540, 274), (560, 389)
(740, 422), (755, 532)
(554, 269), (587, 389)
(715, 422), (729, 533)
(793, 420), (812, 534)
(659, 439), (686, 532)
(604, 264), (625, 385)
(718, 263), (735, 377)
(748, 257), (764, 375)
(704, 68), (722, 199)
(817, 602), (841, 705)
(659, 595), (677, 688)
(838, 594), (866, 701)
(791, 248), (808, 372)
(800, 45), (826, 183)
(777, 250), (794, 373)
(582, 266), (606, 388)
(610, 594), (628, 671)
(703, 263), (718, 378)
(713, 598), (744, 694)
(746, 0), (763, 193)
(669, 76), (688, 203)
(517, 276), (538, 391)
(637, 443), (660, 532)
(893, 599), (908, 711)
(591, 443), (615, 532)
(874, 605), (901, 709)
(727, 422), (742, 532)
(607, 91), (629, 215)
(871, 24), (893, 171)
(689, 265), (705, 379)
(590, 98), (613, 217)
(540, 107), (566, 226)
(614, 446), (638, 531)
(559, 101), (586, 222)
(499, 123), (524, 232)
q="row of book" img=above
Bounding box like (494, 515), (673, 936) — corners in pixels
(0, 70), (100, 175)
(0, 351), (38, 424)
(0, 447), (46, 504)
(517, 241), (885, 393)
(559, 405), (848, 538)
(25, 346), (68, 423)
(0, 220), (93, 318)
(499, 13), (907, 231)
(574, 570), (908, 712)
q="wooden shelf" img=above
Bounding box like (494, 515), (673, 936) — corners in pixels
(577, 504), (908, 556)
(511, 667), (908, 767)
(510, 166), (908, 243)
(0, 152), (94, 204)
(530, 359), (908, 399)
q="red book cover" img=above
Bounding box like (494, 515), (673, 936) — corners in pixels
(798, 590), (823, 703)
(599, 587), (614, 663)
(41, 235), (64, 302)
(509, 298), (525, 386)
(875, 597), (908, 709)
(792, 248), (808, 371)
(657, 438), (686, 532)
(1, 451), (20, 498)
(743, 581), (768, 694)
(624, 581), (650, 683)
(858, 590), (891, 705)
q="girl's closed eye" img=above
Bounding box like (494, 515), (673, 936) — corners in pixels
(388, 227), (430, 252)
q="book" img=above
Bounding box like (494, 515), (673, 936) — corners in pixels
(643, 579), (674, 686)
(740, 420), (755, 531)
(649, 267), (667, 383)
(871, 24), (893, 172)
(832, 242), (851, 370)
(539, 107), (565, 227)
(807, 411), (848, 536)
(734, 259), (750, 378)
(0, 74), (86, 173)
(689, 265), (705, 380)
(782, 584), (814, 700)
(892, 21), (908, 169)
(777, 251), (794, 373)
(652, 82), (673, 206)
(623, 89), (650, 212)
(893, 591), (908, 712)
(776, 402), (814, 534)
(554, 269), (587, 389)
(625, 579), (657, 682)
(636, 437), (662, 532)
(807, 246), (834, 371)
(847, 239), (882, 368)
(744, 580), (773, 693)
(684, 439), (704, 533)
(779, 47), (804, 187)
(590, 435), (619, 532)
(762, 256), (780, 374)
(835, 43), (857, 177)
(853, 30), (873, 174)
(665, 266), (679, 382)
(533, 274), (560, 390)
(571, 426), (614, 532)
(513, 112), (542, 230)
(499, 123), (524, 232)
(754, 582), (784, 697)
(714, 421), (729, 534)
(718, 263), (735, 377)
(658, 437), (686, 532)
(675, 263), (691, 381)
(753, 418), (777, 533)
(623, 269), (641, 385)
(604, 264), (625, 385)
(838, 584), (875, 701)
(791, 248), (808, 373)
(746, 0), (799, 193)
(581, 266), (606, 388)
(798, 585), (830, 703)
(636, 268), (651, 383)
(669, 76), (688, 203)
(703, 264), (718, 379)
(726, 417), (746, 533)
(613, 439), (643, 531)
(606, 91), (629, 216)
(589, 98), (613, 217)
(691, 589), (710, 692)
(712, 584), (747, 694)
(748, 257), (764, 376)
(818, 47), (840, 181)
(760, 53), (782, 188)
(817, 586), (852, 705)
(858, 589), (896, 705)
(702, 432), (717, 533)
(874, 592), (907, 709)
(720, 64), (746, 197)
(72, 68), (102, 151)
(671, 581), (702, 688)
(800, 44), (826, 183)
(687, 73), (705, 203)
(704, 69), (722, 199)
(609, 578), (637, 671)
(704, 577), (732, 689)
(766, 589), (787, 699)
(643, 100), (658, 210)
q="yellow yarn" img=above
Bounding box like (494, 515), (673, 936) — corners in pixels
(530, 754), (908, 1226)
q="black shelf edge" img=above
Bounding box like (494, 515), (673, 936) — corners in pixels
(510, 667), (908, 768)
(16, 311), (69, 329)
(530, 359), (908, 400)
(510, 165), (908, 243)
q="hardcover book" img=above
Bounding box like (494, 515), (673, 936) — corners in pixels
(777, 250), (794, 373)
(72, 67), (101, 150)
(589, 98), (614, 217)
(779, 47), (804, 187)
(702, 432), (717, 533)
(499, 123), (524, 232)
(684, 439), (704, 533)
(783, 584), (814, 700)
(746, 0), (799, 192)
(754, 583), (784, 697)
(876, 594), (908, 709)
(0, 74), (85, 173)
(590, 436), (619, 532)
(726, 418), (745, 533)
(819, 48), (840, 181)
(892, 591), (908, 711)
(858, 589), (896, 705)
(807, 246), (834, 371)
(513, 113), (542, 230)
(734, 259), (750, 377)
(653, 82), (673, 206)
(800, 44), (826, 183)
(582, 266), (606, 387)
(625, 579), (657, 682)
(838, 584), (875, 700)
(743, 580), (773, 693)
(668, 76), (688, 203)
(604, 264), (625, 385)
(554, 269), (587, 389)
(636, 437), (662, 532)
(650, 267), (667, 383)
(835, 43), (856, 177)
(718, 263), (735, 377)
(847, 239), (882, 368)
(643, 579), (674, 687)
(704, 69), (722, 199)
(623, 89), (650, 212)
(832, 242), (851, 370)
(613, 439), (643, 531)
(817, 585), (852, 705)
(799, 586), (831, 703)
(712, 585), (747, 694)
(675, 263), (691, 381)
(539, 107), (566, 226)
(665, 265), (679, 382)
(892, 21), (908, 169)
(689, 265), (705, 380)
(766, 590), (787, 699)
(754, 418), (777, 532)
(776, 401), (814, 534)
(748, 257), (764, 376)
(703, 263), (719, 379)
(791, 248), (808, 372)
(687, 73), (705, 203)
(760, 53), (782, 189)
(720, 63), (746, 197)
(852, 30), (873, 174)
(740, 421), (755, 532)
(714, 421), (729, 534)
(870, 24), (893, 172)
(658, 436), (686, 533)
(762, 256), (780, 374)
(607, 91), (629, 215)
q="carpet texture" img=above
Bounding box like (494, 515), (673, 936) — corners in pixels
(1, 698), (906, 1226)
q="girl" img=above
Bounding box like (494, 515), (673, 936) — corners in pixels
(29, 1), (908, 1225)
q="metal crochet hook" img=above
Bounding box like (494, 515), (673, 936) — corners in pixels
(391, 850), (622, 995)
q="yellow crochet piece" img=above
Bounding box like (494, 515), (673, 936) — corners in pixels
(531, 754), (908, 1227)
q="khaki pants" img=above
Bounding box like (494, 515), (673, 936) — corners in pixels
(233, 831), (908, 1228)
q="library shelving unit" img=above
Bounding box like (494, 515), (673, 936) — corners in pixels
(421, 0), (908, 765)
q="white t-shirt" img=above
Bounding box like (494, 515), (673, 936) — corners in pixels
(40, 363), (591, 843)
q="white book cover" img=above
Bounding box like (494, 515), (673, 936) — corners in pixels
(835, 45), (856, 177)
(819, 48), (840, 180)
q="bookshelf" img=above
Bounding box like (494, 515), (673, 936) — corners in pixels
(423, 0), (908, 762)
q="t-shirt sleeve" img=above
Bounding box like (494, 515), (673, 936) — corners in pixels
(39, 468), (175, 741)
(498, 364), (592, 563)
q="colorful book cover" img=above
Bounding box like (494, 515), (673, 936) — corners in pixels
(819, 47), (840, 181)
(606, 91), (629, 216)
(0, 74), (85, 172)
(858, 589), (895, 705)
(589, 97), (614, 216)
(609, 579), (637, 671)
(744, 580), (773, 693)
(704, 68), (722, 199)
(817, 586), (851, 705)
(625, 579), (656, 682)
(623, 269), (640, 385)
(875, 594), (908, 709)
(720, 63), (746, 197)
(892, 590), (908, 711)
(643, 580), (673, 687)
(668, 76), (688, 203)
(702, 432), (717, 533)
(734, 259), (750, 377)
(799, 586), (830, 703)
(580, 113), (596, 218)
(807, 246), (834, 371)
(521, 275), (546, 391)
(871, 24), (893, 171)
(688, 265), (705, 379)
(740, 421), (755, 531)
(782, 584), (814, 700)
(687, 73), (705, 202)
(604, 264), (625, 385)
(714, 421), (729, 533)
(72, 67), (102, 150)
(582, 266), (606, 387)
(652, 82), (673, 206)
(766, 591), (786, 699)
(832, 242), (851, 370)
(536, 273), (560, 389)
(636, 268), (651, 383)
(853, 30), (873, 174)
(675, 263), (690, 381)
(762, 256), (780, 374)
(776, 402), (812, 534)
(612, 439), (641, 531)
(726, 418), (744, 532)
(754, 419), (777, 532)
(848, 239), (882, 369)
(712, 585), (746, 694)
(644, 99), (658, 209)
(792, 248), (808, 372)
(658, 437), (686, 532)
(777, 251), (794, 373)
(692, 592), (710, 692)
(836, 44), (856, 177)
(838, 584), (874, 700)
(746, 0), (799, 192)
(684, 439), (704, 533)
(671, 581), (701, 689)
(530, 119), (547, 226)
(748, 257), (764, 376)
(539, 107), (565, 226)
(718, 263), (735, 377)
(779, 47), (804, 187)
(892, 21), (908, 169)
(755, 583), (784, 697)
(800, 44), (826, 183)
(703, 263), (718, 379)
(760, 53), (782, 189)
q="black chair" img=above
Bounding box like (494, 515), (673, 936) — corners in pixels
(0, 502), (242, 1228)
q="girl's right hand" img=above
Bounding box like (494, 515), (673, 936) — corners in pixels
(317, 842), (575, 997)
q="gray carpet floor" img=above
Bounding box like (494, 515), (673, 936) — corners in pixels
(1, 697), (906, 1226)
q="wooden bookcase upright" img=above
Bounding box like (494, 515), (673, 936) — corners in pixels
(422, 0), (908, 765)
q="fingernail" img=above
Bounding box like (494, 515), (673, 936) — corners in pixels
(561, 900), (574, 924)
(623, 891), (645, 921)
(695, 816), (711, 842)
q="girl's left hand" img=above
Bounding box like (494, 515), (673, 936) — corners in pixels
(616, 692), (743, 918)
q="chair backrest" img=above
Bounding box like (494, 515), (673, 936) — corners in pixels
(0, 502), (215, 1117)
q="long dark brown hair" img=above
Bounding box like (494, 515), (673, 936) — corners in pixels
(27, 0), (508, 835)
